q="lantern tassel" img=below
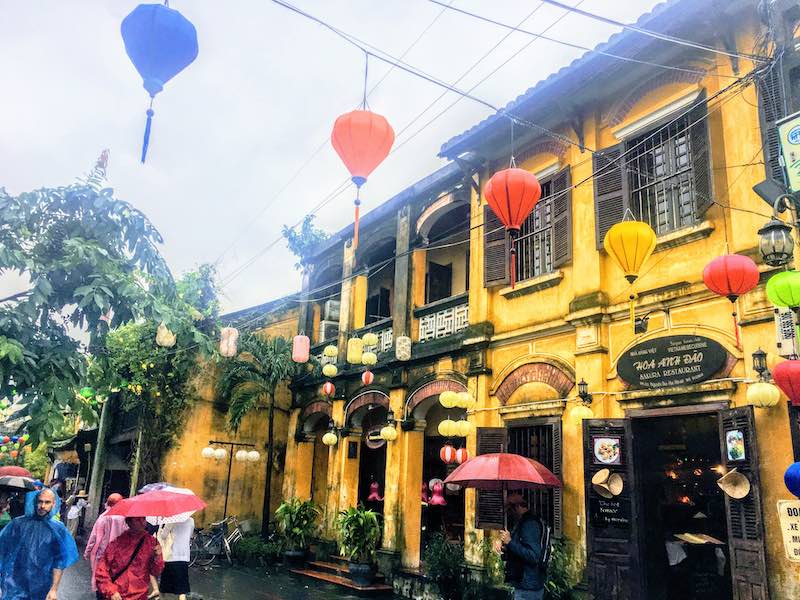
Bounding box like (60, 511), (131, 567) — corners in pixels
(629, 294), (636, 334)
(353, 198), (361, 250)
(141, 105), (154, 163)
(509, 232), (518, 289)
(732, 310), (741, 349)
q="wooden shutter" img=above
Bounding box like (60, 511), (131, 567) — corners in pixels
(593, 145), (627, 250)
(584, 419), (642, 600)
(757, 66), (788, 185)
(483, 205), (510, 287)
(551, 168), (572, 268)
(689, 103), (714, 216)
(550, 418), (563, 538)
(475, 427), (507, 530)
(718, 406), (769, 600)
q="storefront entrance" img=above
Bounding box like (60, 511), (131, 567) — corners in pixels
(584, 405), (769, 600)
(357, 409), (387, 515)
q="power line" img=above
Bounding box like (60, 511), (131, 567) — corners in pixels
(425, 0), (743, 79)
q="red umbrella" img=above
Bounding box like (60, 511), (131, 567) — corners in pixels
(444, 453), (561, 490)
(0, 466), (32, 478)
(106, 490), (206, 518)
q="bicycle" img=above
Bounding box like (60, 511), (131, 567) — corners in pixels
(189, 515), (244, 567)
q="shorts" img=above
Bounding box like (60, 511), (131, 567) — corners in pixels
(160, 561), (191, 594)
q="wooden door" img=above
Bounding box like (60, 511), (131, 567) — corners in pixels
(718, 406), (770, 600)
(584, 419), (642, 600)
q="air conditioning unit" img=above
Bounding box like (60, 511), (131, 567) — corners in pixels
(319, 320), (339, 343)
(774, 307), (799, 358)
(323, 300), (341, 322)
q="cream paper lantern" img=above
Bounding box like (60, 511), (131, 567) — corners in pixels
(322, 363), (338, 377)
(439, 391), (458, 409)
(395, 336), (412, 361)
(570, 404), (594, 424)
(438, 419), (457, 437)
(455, 419), (473, 437)
(155, 322), (177, 348)
(322, 431), (338, 447)
(247, 450), (260, 462)
(457, 391), (473, 410)
(747, 381), (781, 408)
(380, 425), (398, 441)
(213, 448), (227, 460)
(201, 446), (215, 459)
(323, 344), (339, 358)
(235, 450), (248, 462)
(347, 338), (364, 364)
(361, 351), (378, 366)
(362, 332), (379, 347)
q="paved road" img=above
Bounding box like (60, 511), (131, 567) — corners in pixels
(61, 557), (395, 599)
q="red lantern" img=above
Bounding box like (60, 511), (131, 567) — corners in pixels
(440, 444), (455, 464)
(292, 334), (310, 363)
(322, 381), (335, 397)
(773, 360), (800, 406)
(1, 437), (8, 444)
(702, 255), (759, 347)
(455, 447), (469, 464)
(361, 370), (375, 386)
(331, 110), (395, 249)
(484, 168), (542, 288)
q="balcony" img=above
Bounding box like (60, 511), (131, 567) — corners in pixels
(355, 318), (394, 354)
(414, 293), (469, 342)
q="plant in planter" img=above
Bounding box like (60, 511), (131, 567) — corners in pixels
(275, 498), (320, 567)
(336, 505), (382, 587)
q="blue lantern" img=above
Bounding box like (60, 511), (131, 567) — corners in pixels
(121, 3), (199, 162)
(786, 462), (800, 497)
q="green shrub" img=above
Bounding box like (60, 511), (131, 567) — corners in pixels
(423, 534), (468, 600)
(544, 539), (582, 600)
(275, 498), (320, 551)
(233, 534), (282, 566)
(335, 505), (381, 564)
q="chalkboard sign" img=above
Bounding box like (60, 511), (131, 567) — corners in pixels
(589, 496), (631, 528)
(617, 335), (727, 389)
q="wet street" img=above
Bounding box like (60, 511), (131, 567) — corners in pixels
(61, 557), (397, 600)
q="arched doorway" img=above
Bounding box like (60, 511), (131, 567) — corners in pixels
(299, 402), (333, 507)
(345, 391), (390, 514)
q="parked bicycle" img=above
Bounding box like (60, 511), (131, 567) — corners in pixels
(189, 515), (244, 567)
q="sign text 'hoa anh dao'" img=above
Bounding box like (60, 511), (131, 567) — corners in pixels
(617, 335), (728, 389)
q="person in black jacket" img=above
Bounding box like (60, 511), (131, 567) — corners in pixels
(500, 492), (545, 600)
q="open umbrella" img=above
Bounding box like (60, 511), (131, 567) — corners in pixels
(0, 475), (38, 491)
(0, 466), (32, 478)
(142, 486), (200, 524)
(106, 489), (206, 519)
(444, 453), (561, 528)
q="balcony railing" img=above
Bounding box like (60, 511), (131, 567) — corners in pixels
(356, 318), (394, 353)
(414, 293), (469, 342)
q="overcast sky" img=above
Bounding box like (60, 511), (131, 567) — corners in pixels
(1, 0), (663, 314)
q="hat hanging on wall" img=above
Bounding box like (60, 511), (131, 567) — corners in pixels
(716, 468), (751, 499)
(591, 468), (623, 499)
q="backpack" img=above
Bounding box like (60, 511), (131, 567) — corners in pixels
(535, 516), (553, 571)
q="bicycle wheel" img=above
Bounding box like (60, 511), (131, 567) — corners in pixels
(190, 531), (217, 567)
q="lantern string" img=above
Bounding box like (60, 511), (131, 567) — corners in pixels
(362, 52), (370, 110)
(509, 116), (516, 168)
(141, 98), (155, 164)
(353, 194), (361, 250)
(622, 207), (636, 222)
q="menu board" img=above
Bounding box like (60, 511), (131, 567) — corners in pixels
(589, 496), (631, 529)
(777, 500), (800, 562)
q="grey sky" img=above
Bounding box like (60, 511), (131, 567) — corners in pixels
(1, 1), (662, 313)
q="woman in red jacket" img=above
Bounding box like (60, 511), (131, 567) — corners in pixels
(95, 516), (163, 600)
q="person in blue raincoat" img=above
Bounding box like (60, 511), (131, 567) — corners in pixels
(0, 488), (79, 599)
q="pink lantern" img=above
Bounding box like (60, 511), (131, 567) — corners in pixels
(455, 448), (469, 464)
(429, 481), (447, 506)
(322, 381), (335, 397)
(440, 444), (455, 464)
(292, 334), (310, 363)
(367, 481), (384, 502)
(362, 370), (374, 386)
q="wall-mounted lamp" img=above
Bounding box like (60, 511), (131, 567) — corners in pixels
(577, 378), (593, 404)
(752, 348), (769, 381)
(634, 308), (670, 335)
(571, 378), (594, 424)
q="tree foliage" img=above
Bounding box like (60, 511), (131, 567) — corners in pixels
(281, 215), (329, 270)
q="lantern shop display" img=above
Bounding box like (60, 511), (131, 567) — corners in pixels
(347, 338), (364, 364)
(331, 110), (395, 248)
(322, 431), (338, 447)
(455, 447), (469, 464)
(785, 462), (800, 497)
(121, 3), (198, 162)
(772, 360), (800, 406)
(396, 335), (412, 361)
(219, 327), (239, 358)
(438, 419), (457, 437)
(322, 363), (338, 378)
(747, 381), (781, 409)
(292, 334), (310, 363)
(155, 322), (176, 348)
(766, 270), (800, 307)
(361, 370), (375, 386)
(703, 254), (759, 347)
(322, 381), (336, 397)
(440, 445), (456, 464)
(484, 168), (542, 288)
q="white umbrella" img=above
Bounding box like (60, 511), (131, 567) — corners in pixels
(144, 486), (200, 525)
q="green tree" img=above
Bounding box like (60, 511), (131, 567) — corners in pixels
(282, 215), (329, 270)
(217, 333), (297, 536)
(0, 154), (171, 444)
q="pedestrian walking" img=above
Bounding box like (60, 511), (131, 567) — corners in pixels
(95, 516), (164, 600)
(157, 516), (194, 600)
(500, 492), (546, 600)
(66, 489), (90, 537)
(0, 487), (80, 600)
(85, 493), (128, 596)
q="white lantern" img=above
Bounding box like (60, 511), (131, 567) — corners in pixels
(235, 450), (248, 462)
(247, 450), (260, 462)
(201, 446), (215, 459)
(361, 351), (378, 366)
(322, 431), (338, 446)
(395, 335), (412, 361)
(380, 425), (398, 442)
(362, 332), (379, 347)
(214, 448), (227, 461)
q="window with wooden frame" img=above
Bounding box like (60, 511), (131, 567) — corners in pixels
(593, 101), (712, 247)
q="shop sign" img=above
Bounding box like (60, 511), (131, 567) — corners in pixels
(617, 335), (727, 389)
(589, 496), (630, 529)
(777, 499), (800, 562)
(778, 111), (800, 193)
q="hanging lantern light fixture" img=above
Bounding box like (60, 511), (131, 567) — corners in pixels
(438, 419), (457, 437)
(439, 391), (458, 409)
(322, 431), (338, 447)
(322, 381), (336, 397)
(292, 334), (310, 363)
(396, 335), (412, 361)
(454, 419), (473, 437)
(702, 254), (759, 348)
(362, 332), (379, 347)
(155, 322), (176, 348)
(759, 217), (794, 267)
(201, 446), (215, 459)
(213, 448), (227, 461)
(219, 327), (239, 358)
(766, 270), (800, 307)
(604, 220), (657, 331)
(347, 338), (364, 364)
(323, 344), (339, 358)
(361, 351), (378, 366)
(380, 423), (398, 442)
(772, 360), (800, 406)
(235, 450), (248, 462)
(322, 363), (338, 378)
(747, 381), (781, 408)
(361, 370), (375, 386)
(247, 450), (260, 462)
(440, 444), (456, 464)
(455, 447), (469, 464)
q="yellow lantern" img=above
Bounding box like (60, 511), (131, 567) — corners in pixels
(439, 391), (458, 409)
(603, 221), (657, 283)
(361, 351), (378, 366)
(455, 419), (473, 437)
(457, 391), (472, 410)
(362, 332), (379, 347)
(322, 363), (338, 377)
(438, 419), (456, 437)
(570, 404), (594, 424)
(323, 345), (338, 358)
(322, 431), (338, 446)
(346, 338), (364, 364)
(747, 381), (781, 408)
(380, 425), (398, 441)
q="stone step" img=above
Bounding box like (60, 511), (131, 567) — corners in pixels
(290, 568), (394, 596)
(308, 560), (386, 582)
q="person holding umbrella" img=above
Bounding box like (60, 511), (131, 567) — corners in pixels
(500, 492), (546, 600)
(85, 493), (128, 598)
(95, 516), (163, 600)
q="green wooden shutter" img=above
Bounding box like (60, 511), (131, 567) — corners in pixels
(551, 168), (572, 268)
(757, 65), (788, 185)
(475, 427), (507, 530)
(593, 144), (627, 250)
(483, 205), (510, 287)
(689, 102), (714, 216)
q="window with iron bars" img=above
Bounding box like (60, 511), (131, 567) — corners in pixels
(514, 178), (553, 282)
(626, 109), (705, 235)
(507, 424), (556, 530)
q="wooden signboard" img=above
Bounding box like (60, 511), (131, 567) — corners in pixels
(589, 496), (631, 529)
(777, 499), (800, 562)
(617, 335), (727, 389)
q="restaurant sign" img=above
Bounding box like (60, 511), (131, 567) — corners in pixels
(617, 335), (727, 389)
(777, 500), (800, 562)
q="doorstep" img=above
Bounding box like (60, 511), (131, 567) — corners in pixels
(290, 568), (394, 596)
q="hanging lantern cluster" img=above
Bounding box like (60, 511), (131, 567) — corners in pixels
(0, 434), (30, 463)
(202, 445), (259, 463)
(321, 344), (338, 378)
(702, 254), (759, 348)
(361, 332), (379, 366)
(120, 3), (199, 162)
(439, 390), (474, 410)
(484, 168), (542, 288)
(396, 335), (412, 361)
(219, 327), (239, 358)
(292, 334), (310, 363)
(234, 449), (261, 463)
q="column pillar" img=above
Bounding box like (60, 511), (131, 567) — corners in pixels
(399, 424), (425, 568)
(281, 409), (302, 501)
(381, 388), (406, 551)
(393, 205), (412, 339)
(293, 441), (314, 501)
(338, 431), (361, 513)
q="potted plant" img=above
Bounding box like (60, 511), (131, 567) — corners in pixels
(336, 505), (381, 586)
(275, 497), (320, 567)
